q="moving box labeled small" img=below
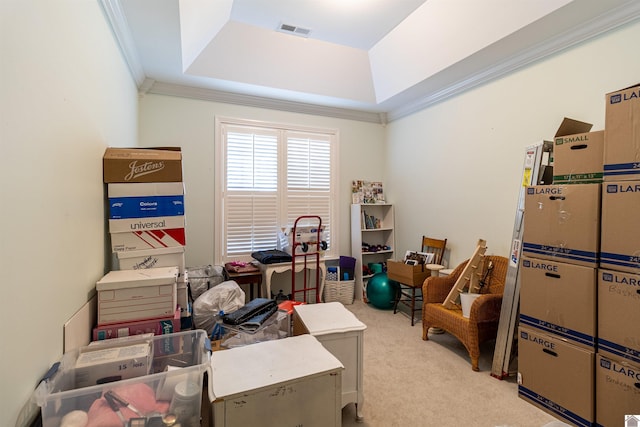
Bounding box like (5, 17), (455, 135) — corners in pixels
(519, 256), (596, 350)
(553, 130), (604, 184)
(600, 180), (640, 274)
(595, 354), (640, 427)
(517, 326), (594, 427)
(522, 183), (600, 267)
(598, 269), (640, 365)
(96, 266), (178, 325)
(103, 147), (183, 183)
(604, 83), (640, 181)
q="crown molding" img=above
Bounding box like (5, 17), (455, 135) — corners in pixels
(386, 1), (640, 122)
(102, 0), (640, 125)
(99, 0), (145, 86)
(147, 81), (387, 124)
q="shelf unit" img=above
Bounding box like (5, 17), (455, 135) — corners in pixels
(350, 204), (395, 300)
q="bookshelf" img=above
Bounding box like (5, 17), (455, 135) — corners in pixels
(350, 204), (395, 301)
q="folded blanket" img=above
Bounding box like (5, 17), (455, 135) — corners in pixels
(222, 298), (277, 326)
(251, 249), (292, 264)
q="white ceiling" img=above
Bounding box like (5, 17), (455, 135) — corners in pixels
(103, 0), (640, 123)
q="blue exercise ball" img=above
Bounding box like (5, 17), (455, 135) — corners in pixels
(366, 272), (398, 309)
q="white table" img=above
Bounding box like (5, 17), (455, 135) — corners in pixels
(293, 302), (367, 421)
(208, 335), (343, 427)
(257, 259), (326, 300)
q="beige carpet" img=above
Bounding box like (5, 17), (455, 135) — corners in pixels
(339, 300), (560, 427)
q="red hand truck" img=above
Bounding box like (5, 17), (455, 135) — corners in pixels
(290, 215), (328, 303)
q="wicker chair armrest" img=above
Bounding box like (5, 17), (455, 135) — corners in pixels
(422, 275), (456, 303)
(469, 293), (503, 322)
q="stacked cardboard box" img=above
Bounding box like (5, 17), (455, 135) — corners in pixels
(97, 147), (188, 340)
(596, 83), (640, 427)
(519, 181), (599, 426)
(518, 85), (640, 427)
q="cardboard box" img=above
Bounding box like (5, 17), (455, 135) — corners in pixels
(595, 354), (640, 427)
(103, 147), (183, 183)
(517, 326), (595, 427)
(74, 342), (151, 388)
(96, 267), (178, 325)
(519, 256), (596, 349)
(604, 83), (640, 181)
(92, 309), (181, 341)
(553, 130), (604, 184)
(598, 269), (640, 365)
(108, 215), (185, 234)
(110, 228), (186, 252)
(386, 260), (431, 286)
(600, 181), (640, 273)
(107, 182), (185, 198)
(113, 246), (186, 278)
(109, 194), (184, 219)
(522, 183), (600, 267)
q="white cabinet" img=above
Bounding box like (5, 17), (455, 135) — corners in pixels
(208, 335), (343, 427)
(292, 302), (367, 422)
(350, 204), (395, 300)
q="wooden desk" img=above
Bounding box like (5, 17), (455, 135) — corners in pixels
(223, 266), (262, 301)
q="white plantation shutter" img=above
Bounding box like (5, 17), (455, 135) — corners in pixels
(217, 119), (337, 263)
(286, 132), (332, 249)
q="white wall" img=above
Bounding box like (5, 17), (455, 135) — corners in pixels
(1, 1), (138, 425)
(385, 20), (640, 268)
(137, 95), (387, 268)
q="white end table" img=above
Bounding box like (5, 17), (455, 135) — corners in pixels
(293, 301), (366, 421)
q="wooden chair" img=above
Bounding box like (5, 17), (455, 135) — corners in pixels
(393, 236), (447, 326)
(421, 255), (508, 371)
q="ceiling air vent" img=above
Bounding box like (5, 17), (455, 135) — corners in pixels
(277, 23), (311, 38)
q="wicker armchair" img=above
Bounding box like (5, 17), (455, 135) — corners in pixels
(421, 255), (509, 371)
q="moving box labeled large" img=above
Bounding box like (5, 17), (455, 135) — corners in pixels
(604, 83), (640, 181)
(598, 268), (640, 365)
(600, 180), (640, 273)
(517, 326), (594, 427)
(522, 183), (600, 267)
(595, 353), (640, 427)
(519, 256), (596, 350)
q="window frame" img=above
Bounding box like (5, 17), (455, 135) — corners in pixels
(214, 116), (339, 265)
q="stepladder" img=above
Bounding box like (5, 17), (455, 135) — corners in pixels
(442, 239), (487, 309)
(491, 140), (553, 379)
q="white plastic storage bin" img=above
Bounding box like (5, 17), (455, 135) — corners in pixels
(34, 330), (210, 427)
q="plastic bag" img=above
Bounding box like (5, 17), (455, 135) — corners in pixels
(186, 265), (224, 301)
(192, 280), (245, 334)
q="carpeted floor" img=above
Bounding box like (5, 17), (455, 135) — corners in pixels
(339, 299), (561, 427)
